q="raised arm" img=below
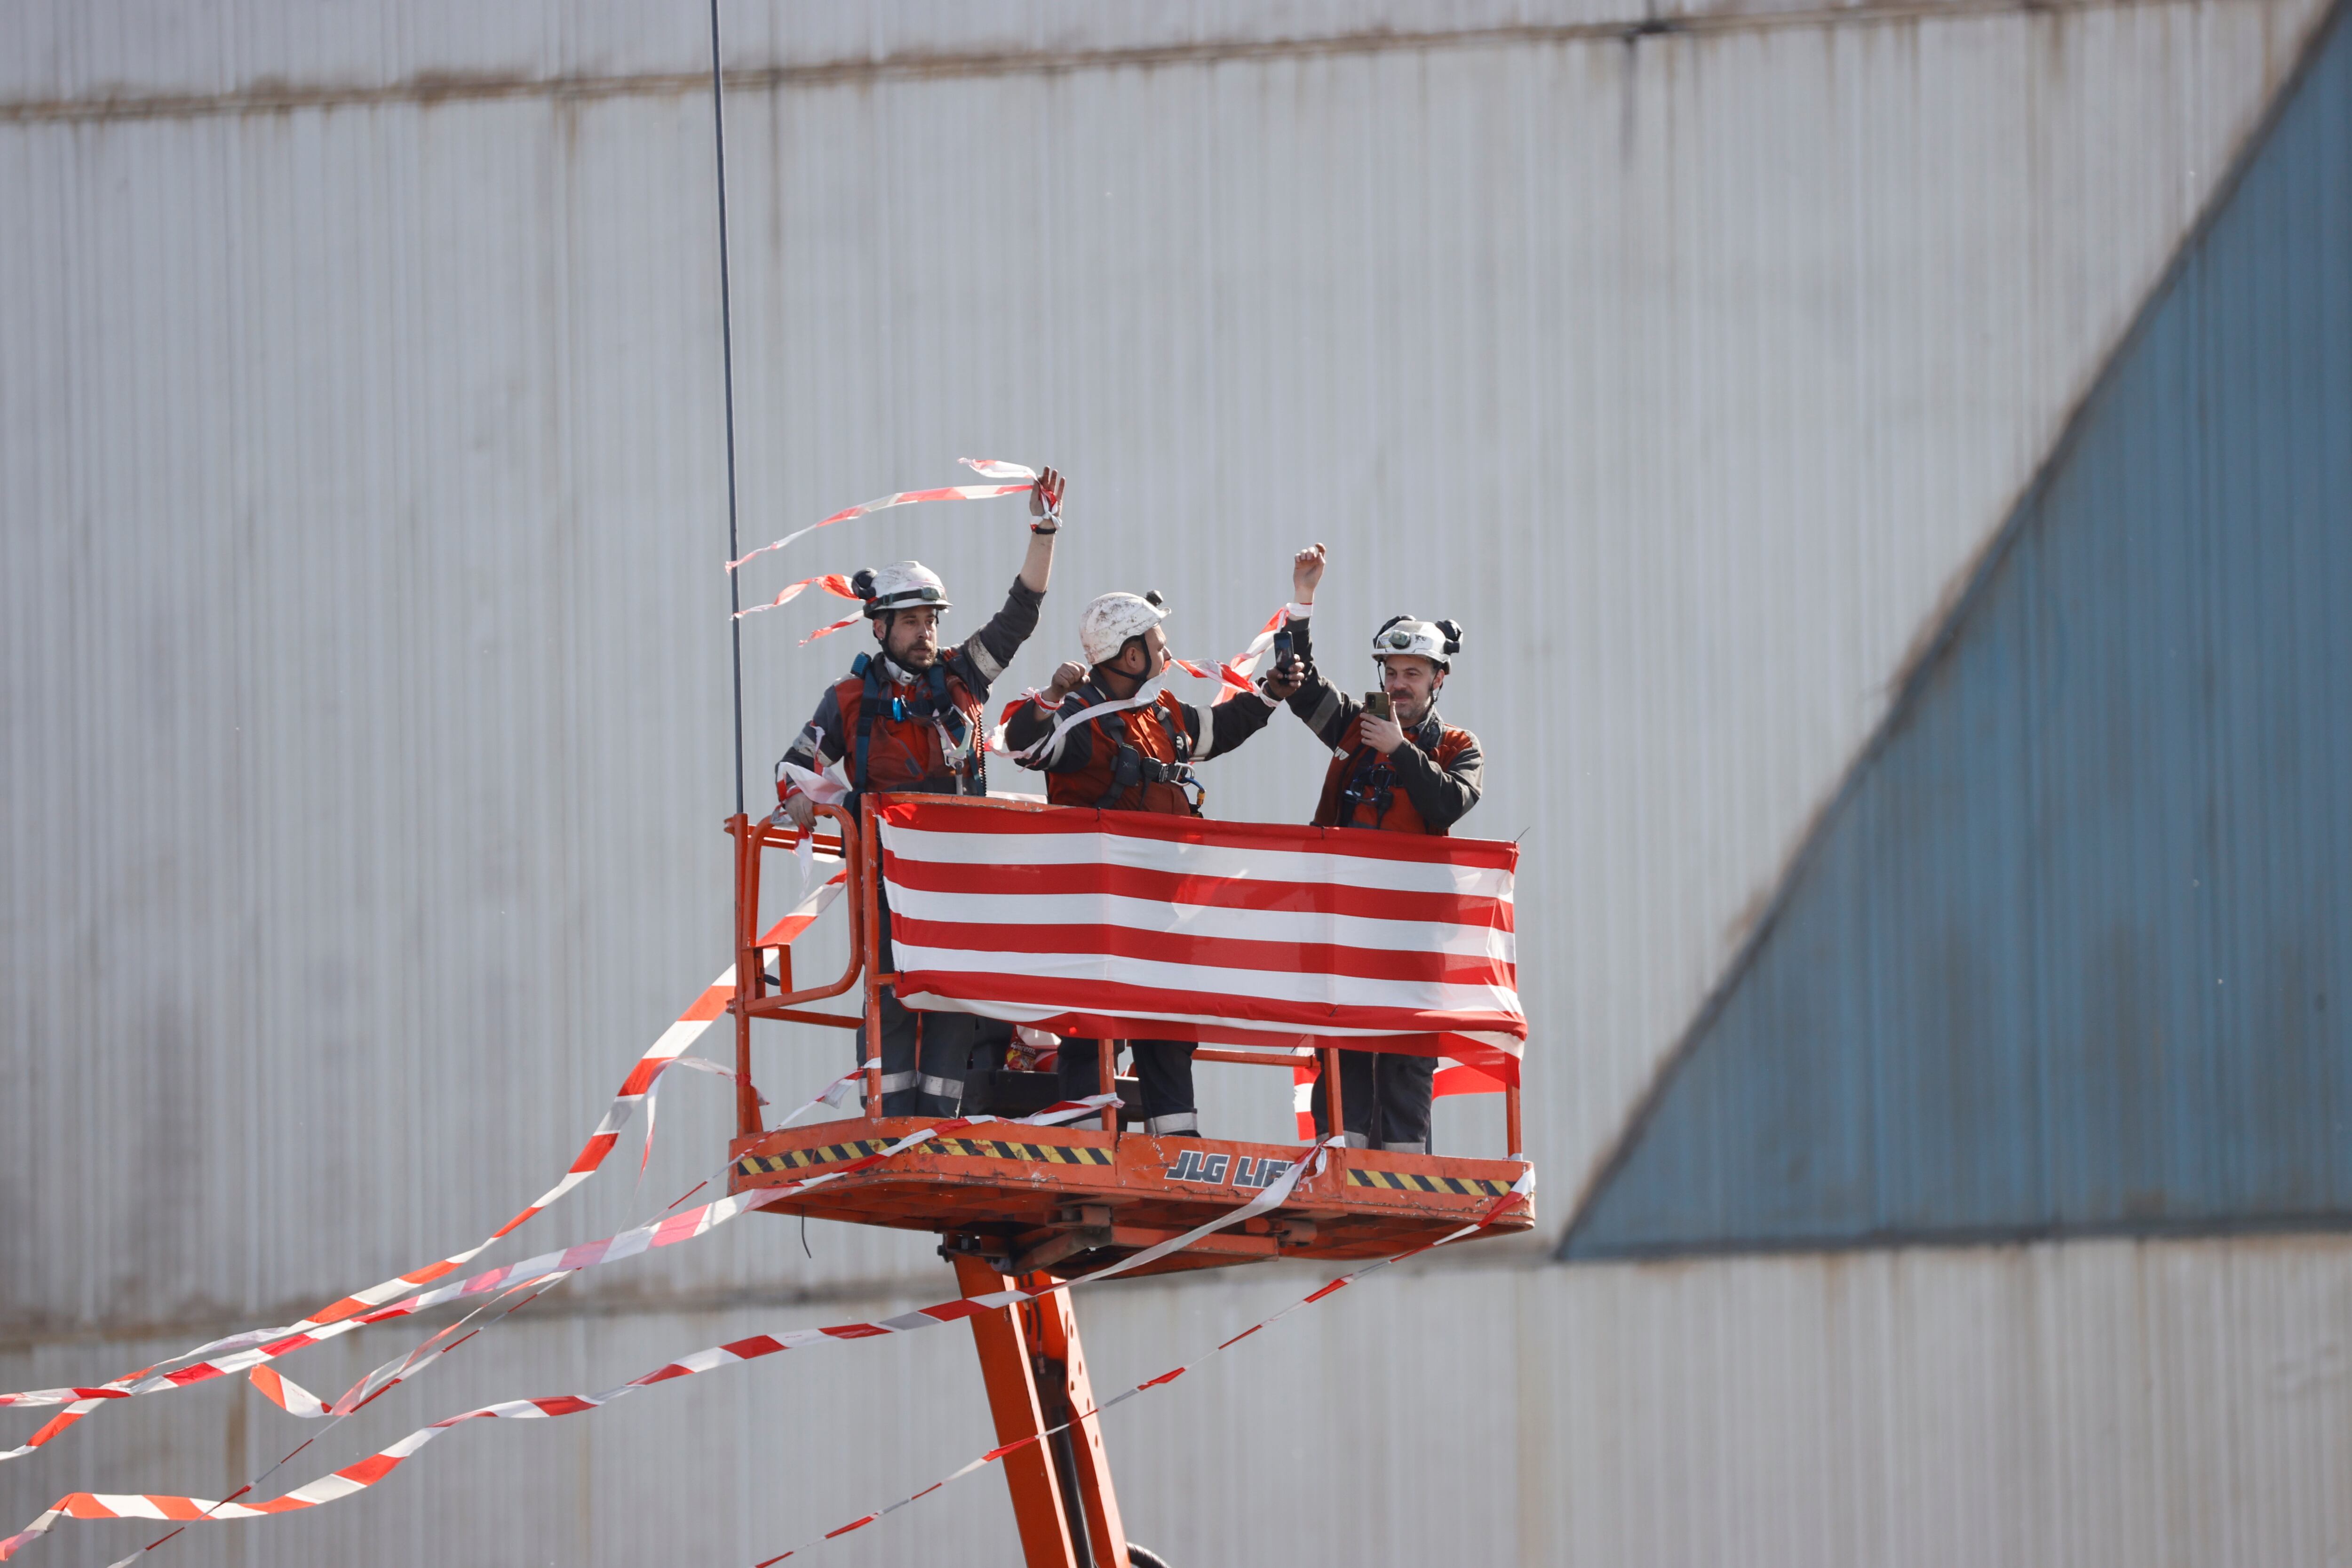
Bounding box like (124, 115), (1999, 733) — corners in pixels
(1015, 465), (1066, 594)
(951, 467), (1067, 698)
(1279, 545), (1360, 749)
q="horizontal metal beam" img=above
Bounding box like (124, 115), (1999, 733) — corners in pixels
(0, 0), (2260, 126)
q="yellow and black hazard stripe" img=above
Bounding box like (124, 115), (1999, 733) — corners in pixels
(735, 1137), (1114, 1180)
(1345, 1168), (1510, 1198)
(734, 1138), (890, 1178)
(935, 1138), (1114, 1167)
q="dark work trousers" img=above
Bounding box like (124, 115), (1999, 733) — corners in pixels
(866, 899), (1010, 1116)
(1310, 1050), (1436, 1152)
(1055, 1038), (1199, 1136)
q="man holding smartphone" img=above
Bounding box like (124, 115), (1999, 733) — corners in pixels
(1274, 543), (1484, 1152)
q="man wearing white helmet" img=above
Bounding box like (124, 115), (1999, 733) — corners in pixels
(773, 467), (1066, 1117)
(1001, 587), (1305, 1136)
(1274, 542), (1484, 1154)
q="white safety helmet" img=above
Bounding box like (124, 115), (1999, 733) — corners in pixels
(1370, 615), (1462, 671)
(1080, 590), (1169, 666)
(855, 560), (952, 618)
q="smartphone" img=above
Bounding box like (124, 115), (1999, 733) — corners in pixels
(1363, 690), (1393, 721)
(1271, 628), (1294, 664)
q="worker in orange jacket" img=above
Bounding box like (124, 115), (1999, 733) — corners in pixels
(1002, 589), (1305, 1135)
(775, 467), (1066, 1116)
(1275, 542), (1483, 1153)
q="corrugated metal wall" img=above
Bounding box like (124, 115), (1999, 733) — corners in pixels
(10, 1232), (2350, 1565)
(4, 2), (2343, 1562)
(1568, 0), (2352, 1258)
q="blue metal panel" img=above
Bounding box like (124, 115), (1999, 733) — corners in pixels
(1566, 9), (2352, 1257)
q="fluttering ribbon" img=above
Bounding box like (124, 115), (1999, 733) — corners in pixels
(726, 460), (1040, 574)
(734, 573), (859, 623)
(231, 1079), (1097, 1431)
(0, 1099), (1188, 1561)
(0, 849), (850, 1463)
(0, 1153), (1535, 1562)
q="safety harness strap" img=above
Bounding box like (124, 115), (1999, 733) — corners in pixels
(851, 656), (978, 797)
(1074, 690), (1201, 811)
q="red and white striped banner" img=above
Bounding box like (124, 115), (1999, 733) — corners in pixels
(876, 799), (1524, 1077)
(0, 1124), (1328, 1561)
(0, 857), (849, 1465)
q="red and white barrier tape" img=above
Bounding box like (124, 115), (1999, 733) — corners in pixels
(0, 858), (849, 1459)
(749, 1163), (1535, 1563)
(733, 573), (859, 624)
(1208, 604), (1302, 704)
(275, 1051), (882, 1430)
(726, 460), (1039, 575)
(0, 1097), (1163, 1561)
(235, 1082), (1102, 1430)
(2, 1088), (1116, 1476)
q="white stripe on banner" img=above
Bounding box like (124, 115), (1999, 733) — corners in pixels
(873, 796), (1526, 1065)
(888, 942), (1521, 1020)
(878, 823), (1515, 902)
(885, 887), (1518, 964)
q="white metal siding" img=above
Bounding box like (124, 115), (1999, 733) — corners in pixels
(3, 1235), (2347, 1565)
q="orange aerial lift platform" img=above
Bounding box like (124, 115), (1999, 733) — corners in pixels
(718, 798), (1532, 1568)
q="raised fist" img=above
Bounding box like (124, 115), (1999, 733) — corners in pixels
(1292, 543), (1327, 604)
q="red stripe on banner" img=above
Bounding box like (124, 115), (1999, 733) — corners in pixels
(892, 971), (1524, 1045)
(875, 796), (1519, 873)
(888, 915), (1515, 990)
(883, 857), (1514, 932)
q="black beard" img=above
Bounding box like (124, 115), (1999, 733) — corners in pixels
(890, 645), (938, 672)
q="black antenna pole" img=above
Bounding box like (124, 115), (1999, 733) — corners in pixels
(708, 0), (747, 817)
